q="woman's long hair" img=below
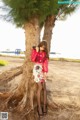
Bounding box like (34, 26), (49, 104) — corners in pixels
(38, 40), (49, 59)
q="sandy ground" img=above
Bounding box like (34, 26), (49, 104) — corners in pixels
(0, 56), (23, 74)
(0, 56), (80, 120)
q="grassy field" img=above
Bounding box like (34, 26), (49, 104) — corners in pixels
(50, 57), (80, 62)
(0, 54), (80, 62)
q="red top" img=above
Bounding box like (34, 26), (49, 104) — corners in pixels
(31, 49), (48, 73)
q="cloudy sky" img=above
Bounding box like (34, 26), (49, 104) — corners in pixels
(0, 4), (80, 59)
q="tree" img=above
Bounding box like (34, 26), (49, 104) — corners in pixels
(0, 0), (58, 119)
(42, 0), (79, 52)
(0, 0), (79, 119)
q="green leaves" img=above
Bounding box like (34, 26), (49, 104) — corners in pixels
(1, 0), (79, 27)
(1, 0), (53, 26)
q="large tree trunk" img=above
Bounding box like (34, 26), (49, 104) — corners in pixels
(20, 16), (40, 110)
(0, 17), (40, 120)
(43, 15), (56, 53)
(18, 17), (40, 119)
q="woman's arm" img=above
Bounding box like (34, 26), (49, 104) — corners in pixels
(31, 48), (39, 62)
(43, 58), (48, 73)
(43, 72), (48, 80)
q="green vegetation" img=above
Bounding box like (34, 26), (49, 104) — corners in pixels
(1, 0), (59, 27)
(50, 58), (80, 63)
(0, 54), (80, 63)
(0, 54), (25, 59)
(0, 60), (9, 66)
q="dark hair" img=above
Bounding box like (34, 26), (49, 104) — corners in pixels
(38, 40), (49, 59)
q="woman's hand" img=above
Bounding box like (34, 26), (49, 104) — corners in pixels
(36, 47), (39, 52)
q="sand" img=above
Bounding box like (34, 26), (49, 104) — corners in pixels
(0, 56), (80, 120)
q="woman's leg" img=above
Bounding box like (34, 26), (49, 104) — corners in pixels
(37, 82), (43, 115)
(42, 82), (47, 113)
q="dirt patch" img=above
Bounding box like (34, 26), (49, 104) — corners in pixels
(0, 56), (23, 74)
(0, 56), (80, 120)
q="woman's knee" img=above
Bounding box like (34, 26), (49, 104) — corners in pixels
(37, 83), (43, 91)
(42, 82), (46, 89)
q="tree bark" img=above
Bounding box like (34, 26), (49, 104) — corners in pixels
(43, 15), (56, 53)
(0, 17), (40, 120)
(18, 17), (40, 120)
(19, 17), (40, 110)
(0, 66), (23, 84)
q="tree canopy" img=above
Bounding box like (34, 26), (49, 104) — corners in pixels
(0, 0), (79, 26)
(1, 0), (60, 26)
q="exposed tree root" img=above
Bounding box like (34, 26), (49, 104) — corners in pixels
(0, 66), (23, 85)
(0, 92), (12, 99)
(0, 64), (56, 120)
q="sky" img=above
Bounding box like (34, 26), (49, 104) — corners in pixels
(0, 21), (25, 51)
(50, 7), (80, 59)
(0, 5), (80, 59)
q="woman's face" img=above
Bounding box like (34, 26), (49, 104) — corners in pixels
(40, 45), (45, 51)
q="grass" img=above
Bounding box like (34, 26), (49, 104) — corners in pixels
(0, 54), (80, 63)
(50, 58), (80, 62)
(0, 54), (24, 59)
(0, 60), (9, 66)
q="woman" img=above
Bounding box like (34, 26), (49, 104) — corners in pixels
(31, 40), (49, 118)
